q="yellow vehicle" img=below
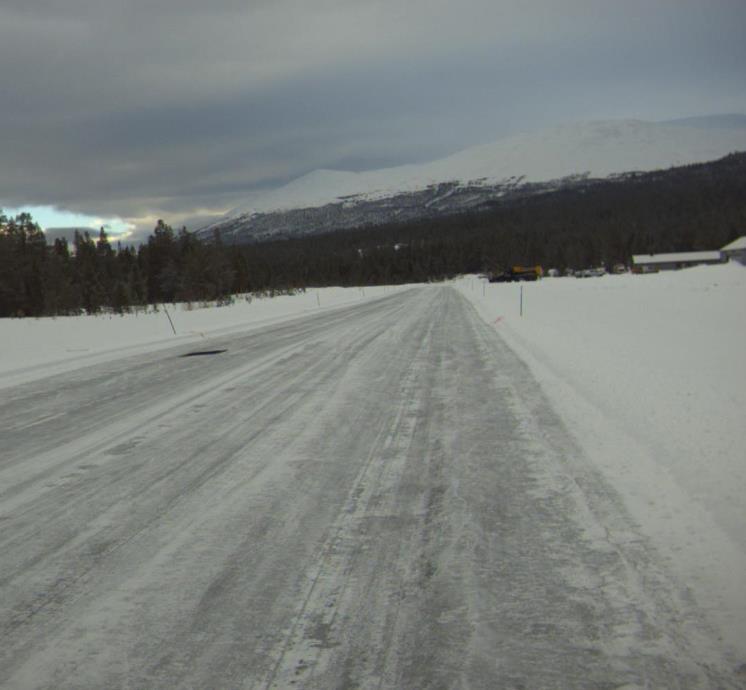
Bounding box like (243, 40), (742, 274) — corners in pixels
(511, 265), (543, 281)
(489, 265), (543, 282)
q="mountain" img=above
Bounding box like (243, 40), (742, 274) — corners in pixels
(661, 114), (746, 130)
(197, 118), (746, 243)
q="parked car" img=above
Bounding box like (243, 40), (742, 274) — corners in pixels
(576, 267), (606, 278)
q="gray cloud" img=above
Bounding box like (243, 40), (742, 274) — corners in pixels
(1, 0), (745, 231)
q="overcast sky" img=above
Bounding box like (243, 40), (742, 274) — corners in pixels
(1, 0), (745, 238)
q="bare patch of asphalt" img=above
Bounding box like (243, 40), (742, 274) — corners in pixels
(179, 349), (228, 357)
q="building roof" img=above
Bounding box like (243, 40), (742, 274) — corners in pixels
(632, 251), (722, 265)
(721, 236), (746, 252)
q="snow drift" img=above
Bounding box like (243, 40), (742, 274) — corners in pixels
(456, 263), (746, 662)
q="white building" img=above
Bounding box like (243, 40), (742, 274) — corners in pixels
(721, 236), (746, 265)
(631, 251), (725, 273)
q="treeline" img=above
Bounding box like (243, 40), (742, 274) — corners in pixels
(234, 151), (746, 285)
(0, 218), (245, 317)
(2, 152), (745, 317)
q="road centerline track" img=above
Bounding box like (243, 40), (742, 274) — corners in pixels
(0, 286), (738, 688)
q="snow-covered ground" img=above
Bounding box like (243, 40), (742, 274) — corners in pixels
(455, 262), (746, 660)
(0, 285), (399, 389)
(2, 263), (744, 665)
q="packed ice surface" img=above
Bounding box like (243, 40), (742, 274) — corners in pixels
(2, 263), (745, 664)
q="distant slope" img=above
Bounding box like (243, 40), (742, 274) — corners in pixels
(662, 114), (746, 130)
(198, 118), (746, 243)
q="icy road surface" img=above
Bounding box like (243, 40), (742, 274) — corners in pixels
(0, 286), (738, 689)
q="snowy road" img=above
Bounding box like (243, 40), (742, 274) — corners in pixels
(0, 286), (738, 689)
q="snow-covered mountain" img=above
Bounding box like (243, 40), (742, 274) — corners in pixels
(198, 118), (746, 242)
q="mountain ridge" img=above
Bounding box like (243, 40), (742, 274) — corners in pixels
(197, 117), (746, 243)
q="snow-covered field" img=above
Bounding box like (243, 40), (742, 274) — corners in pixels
(456, 262), (746, 660)
(2, 263), (745, 668)
(0, 285), (400, 389)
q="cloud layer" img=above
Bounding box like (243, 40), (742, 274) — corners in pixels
(2, 0), (745, 234)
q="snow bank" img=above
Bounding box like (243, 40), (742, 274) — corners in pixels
(455, 263), (746, 660)
(0, 286), (397, 389)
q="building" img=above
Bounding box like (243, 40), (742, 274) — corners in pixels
(631, 251), (725, 273)
(721, 236), (746, 265)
